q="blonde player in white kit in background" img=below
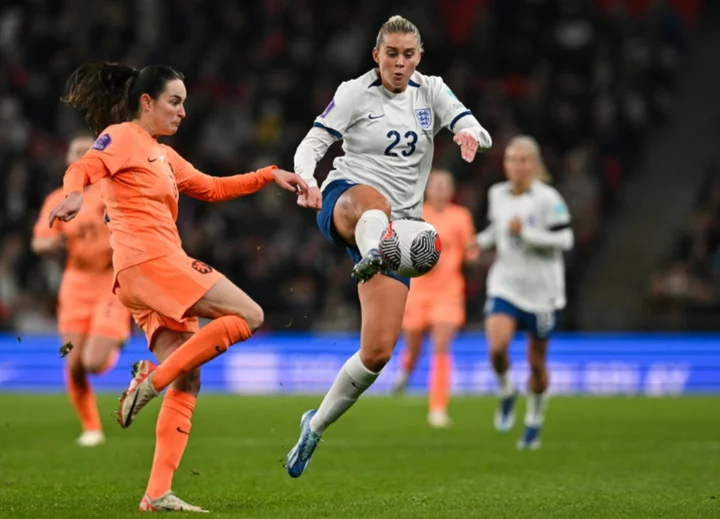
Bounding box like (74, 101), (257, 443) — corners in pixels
(287, 15), (492, 477)
(471, 136), (573, 450)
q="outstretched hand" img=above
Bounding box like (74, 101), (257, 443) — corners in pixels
(297, 186), (322, 212)
(454, 131), (479, 163)
(272, 169), (308, 195)
(508, 217), (523, 236)
(465, 239), (481, 262)
(48, 191), (84, 227)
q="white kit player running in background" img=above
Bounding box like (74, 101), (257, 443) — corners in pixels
(287, 15), (492, 477)
(472, 135), (573, 450)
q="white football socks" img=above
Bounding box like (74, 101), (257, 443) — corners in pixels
(495, 369), (516, 398)
(355, 209), (389, 256)
(309, 351), (379, 435)
(525, 391), (548, 427)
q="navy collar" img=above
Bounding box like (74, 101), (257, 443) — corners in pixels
(368, 77), (420, 88)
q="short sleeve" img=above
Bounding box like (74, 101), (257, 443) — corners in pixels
(431, 77), (473, 133)
(33, 189), (65, 238)
(544, 189), (572, 229)
(84, 124), (133, 176)
(312, 82), (357, 140)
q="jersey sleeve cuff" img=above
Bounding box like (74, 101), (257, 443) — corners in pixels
(255, 165), (277, 185)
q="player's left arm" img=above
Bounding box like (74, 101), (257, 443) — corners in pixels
(520, 190), (574, 251)
(32, 190), (66, 254)
(432, 78), (492, 162)
(167, 147), (306, 202)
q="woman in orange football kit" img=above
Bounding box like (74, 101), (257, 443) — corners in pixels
(33, 132), (132, 447)
(49, 60), (307, 513)
(392, 169), (477, 427)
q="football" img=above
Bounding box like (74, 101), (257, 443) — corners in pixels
(378, 217), (442, 278)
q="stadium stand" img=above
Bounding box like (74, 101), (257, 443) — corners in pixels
(0, 0), (703, 332)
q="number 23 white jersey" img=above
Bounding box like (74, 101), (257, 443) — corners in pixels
(314, 69), (486, 220)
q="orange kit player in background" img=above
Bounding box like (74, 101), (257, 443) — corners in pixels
(48, 60), (307, 513)
(32, 132), (131, 447)
(392, 170), (477, 428)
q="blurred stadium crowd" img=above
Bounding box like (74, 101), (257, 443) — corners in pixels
(647, 161), (720, 330)
(0, 0), (702, 333)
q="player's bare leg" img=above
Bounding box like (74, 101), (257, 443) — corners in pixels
(287, 275), (408, 478)
(82, 334), (122, 375)
(486, 314), (519, 431)
(333, 185), (392, 283)
(519, 336), (549, 450)
(393, 328), (424, 394)
(62, 332), (106, 447)
(118, 277), (260, 429)
(68, 333), (124, 446)
(427, 323), (455, 428)
(136, 329), (207, 513)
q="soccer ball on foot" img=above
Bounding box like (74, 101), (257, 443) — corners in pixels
(378, 217), (441, 278)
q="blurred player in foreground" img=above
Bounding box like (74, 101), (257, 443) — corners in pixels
(471, 136), (573, 449)
(288, 15), (492, 477)
(50, 60), (306, 512)
(392, 169), (476, 428)
(32, 132), (131, 447)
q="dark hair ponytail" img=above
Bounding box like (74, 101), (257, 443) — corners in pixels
(61, 60), (139, 135)
(62, 60), (185, 135)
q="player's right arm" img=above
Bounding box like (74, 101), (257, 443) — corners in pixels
(32, 189), (66, 254)
(166, 147), (306, 201)
(294, 81), (358, 210)
(50, 126), (131, 226)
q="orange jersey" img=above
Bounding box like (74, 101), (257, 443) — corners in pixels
(63, 122), (276, 273)
(410, 203), (475, 297)
(34, 183), (113, 275)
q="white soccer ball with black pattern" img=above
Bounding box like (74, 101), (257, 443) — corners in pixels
(378, 218), (442, 278)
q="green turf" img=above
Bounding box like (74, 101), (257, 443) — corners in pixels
(0, 395), (717, 518)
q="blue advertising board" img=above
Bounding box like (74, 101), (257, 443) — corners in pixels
(0, 333), (718, 395)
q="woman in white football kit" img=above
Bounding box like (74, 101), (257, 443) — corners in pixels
(286, 16), (492, 477)
(474, 136), (573, 450)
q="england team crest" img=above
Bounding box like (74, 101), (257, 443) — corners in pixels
(415, 108), (432, 129)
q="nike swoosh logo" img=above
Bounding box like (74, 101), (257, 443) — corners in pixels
(350, 381), (366, 389)
(368, 114), (385, 120)
(176, 427), (190, 435)
(148, 158), (158, 163)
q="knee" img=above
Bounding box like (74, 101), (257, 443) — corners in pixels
(360, 347), (393, 371)
(240, 303), (264, 333)
(82, 358), (106, 375)
(489, 343), (509, 359)
(370, 195), (391, 220)
(170, 369), (202, 396)
(432, 341), (450, 355)
(486, 330), (511, 357)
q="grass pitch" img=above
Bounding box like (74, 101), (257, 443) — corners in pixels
(0, 394), (717, 518)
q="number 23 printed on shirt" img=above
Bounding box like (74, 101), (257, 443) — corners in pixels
(384, 130), (418, 157)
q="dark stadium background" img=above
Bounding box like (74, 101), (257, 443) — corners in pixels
(1, 0), (714, 334)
